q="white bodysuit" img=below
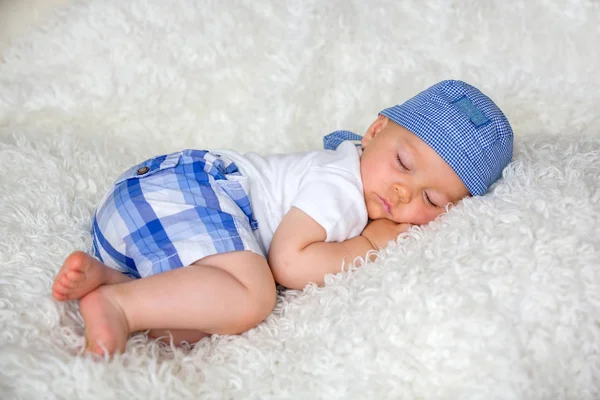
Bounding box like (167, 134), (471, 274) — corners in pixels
(216, 141), (368, 254)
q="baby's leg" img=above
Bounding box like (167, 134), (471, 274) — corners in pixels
(53, 252), (210, 346)
(79, 251), (276, 355)
(148, 329), (210, 344)
(52, 251), (132, 301)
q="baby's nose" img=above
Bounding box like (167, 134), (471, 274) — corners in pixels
(394, 184), (412, 204)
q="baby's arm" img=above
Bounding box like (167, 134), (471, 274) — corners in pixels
(268, 207), (409, 290)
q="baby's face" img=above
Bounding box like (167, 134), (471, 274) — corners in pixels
(360, 116), (470, 225)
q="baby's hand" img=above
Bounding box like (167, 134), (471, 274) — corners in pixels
(361, 219), (412, 250)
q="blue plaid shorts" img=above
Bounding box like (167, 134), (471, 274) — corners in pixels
(90, 149), (263, 278)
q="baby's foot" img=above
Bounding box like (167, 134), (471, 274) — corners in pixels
(52, 251), (129, 301)
(80, 287), (130, 356)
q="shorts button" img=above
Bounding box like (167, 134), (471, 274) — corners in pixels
(137, 166), (150, 175)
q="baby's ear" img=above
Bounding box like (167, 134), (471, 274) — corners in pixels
(362, 115), (389, 147)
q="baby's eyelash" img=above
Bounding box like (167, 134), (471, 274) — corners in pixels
(424, 192), (438, 208)
(395, 155), (408, 170)
(395, 155), (439, 208)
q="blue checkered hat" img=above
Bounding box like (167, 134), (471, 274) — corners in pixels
(380, 80), (513, 196)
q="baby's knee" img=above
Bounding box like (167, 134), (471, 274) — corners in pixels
(238, 279), (277, 332)
(255, 281), (277, 320)
(204, 250), (277, 334)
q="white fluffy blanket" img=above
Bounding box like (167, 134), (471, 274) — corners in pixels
(1, 1), (599, 399)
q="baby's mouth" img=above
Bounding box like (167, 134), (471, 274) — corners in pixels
(376, 195), (392, 215)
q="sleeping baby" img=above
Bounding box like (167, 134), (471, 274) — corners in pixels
(51, 79), (514, 356)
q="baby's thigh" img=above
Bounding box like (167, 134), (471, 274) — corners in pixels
(193, 250), (276, 308)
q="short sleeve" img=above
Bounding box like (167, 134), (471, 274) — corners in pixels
(291, 166), (368, 243)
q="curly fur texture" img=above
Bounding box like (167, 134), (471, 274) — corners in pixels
(0, 1), (599, 399)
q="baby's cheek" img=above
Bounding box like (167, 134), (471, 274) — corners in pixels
(406, 205), (440, 225)
(423, 208), (445, 224)
(367, 199), (385, 220)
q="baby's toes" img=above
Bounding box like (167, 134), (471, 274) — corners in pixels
(53, 291), (67, 301)
(65, 269), (86, 284)
(54, 273), (78, 295)
(52, 282), (69, 299)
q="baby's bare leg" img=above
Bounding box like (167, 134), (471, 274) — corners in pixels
(53, 252), (218, 346)
(148, 329), (210, 344)
(79, 251), (276, 355)
(52, 251), (132, 301)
